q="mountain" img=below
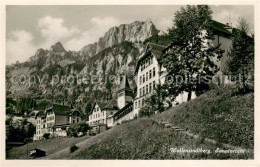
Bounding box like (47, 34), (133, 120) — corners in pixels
(50, 42), (66, 53)
(80, 19), (159, 58)
(6, 19), (161, 115)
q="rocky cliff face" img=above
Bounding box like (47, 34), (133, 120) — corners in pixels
(6, 19), (161, 112)
(80, 19), (159, 58)
(50, 42), (66, 53)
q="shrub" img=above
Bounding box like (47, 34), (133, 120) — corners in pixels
(70, 144), (78, 153)
(67, 122), (90, 137)
(43, 133), (50, 139)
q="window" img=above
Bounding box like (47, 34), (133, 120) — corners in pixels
(153, 67), (156, 77)
(149, 83), (152, 93)
(153, 81), (156, 90)
(77, 118), (79, 122)
(138, 100), (141, 108)
(140, 88), (142, 96)
(146, 72), (148, 81)
(146, 85), (148, 94)
(143, 87), (145, 96)
(143, 74), (145, 83)
(140, 76), (142, 84)
(149, 70), (152, 79)
(135, 101), (137, 109)
(142, 99), (144, 106)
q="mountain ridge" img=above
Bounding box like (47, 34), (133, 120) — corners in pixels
(79, 19), (159, 58)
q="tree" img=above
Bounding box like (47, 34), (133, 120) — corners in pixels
(161, 5), (224, 101)
(67, 122), (90, 137)
(228, 17), (254, 93)
(139, 84), (168, 117)
(6, 119), (35, 142)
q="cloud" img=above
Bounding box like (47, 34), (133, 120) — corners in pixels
(156, 18), (173, 32)
(37, 16), (80, 48)
(6, 30), (37, 64)
(213, 10), (240, 28)
(65, 16), (121, 51)
(6, 16), (122, 64)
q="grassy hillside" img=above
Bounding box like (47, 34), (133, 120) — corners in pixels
(69, 86), (253, 159)
(7, 86), (254, 159)
(6, 136), (90, 159)
(154, 86), (254, 149)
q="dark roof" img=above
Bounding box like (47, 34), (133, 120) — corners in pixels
(89, 101), (107, 114)
(103, 99), (119, 110)
(35, 110), (45, 119)
(148, 43), (166, 58)
(67, 108), (82, 116)
(46, 104), (71, 116)
(118, 76), (132, 92)
(212, 20), (232, 38)
(134, 43), (166, 75)
(89, 99), (119, 114)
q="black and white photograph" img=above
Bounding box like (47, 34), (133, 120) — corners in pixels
(1, 0), (259, 165)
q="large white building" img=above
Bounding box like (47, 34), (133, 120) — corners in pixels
(87, 20), (233, 128)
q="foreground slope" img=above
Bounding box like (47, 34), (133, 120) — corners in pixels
(7, 86), (253, 159)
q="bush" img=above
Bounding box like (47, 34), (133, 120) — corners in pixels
(6, 119), (36, 142)
(43, 133), (50, 139)
(67, 122), (90, 137)
(70, 144), (78, 153)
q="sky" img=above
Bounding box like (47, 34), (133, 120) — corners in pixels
(6, 5), (254, 65)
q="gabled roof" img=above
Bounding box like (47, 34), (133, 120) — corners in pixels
(46, 104), (71, 116)
(89, 101), (107, 115)
(134, 43), (166, 75)
(89, 99), (119, 115)
(35, 110), (45, 119)
(67, 108), (83, 117)
(103, 99), (119, 110)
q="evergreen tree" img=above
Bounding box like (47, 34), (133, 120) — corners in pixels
(161, 5), (224, 101)
(228, 17), (254, 93)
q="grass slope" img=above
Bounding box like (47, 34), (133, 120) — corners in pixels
(70, 86), (253, 159)
(154, 86), (254, 149)
(7, 86), (254, 159)
(6, 136), (90, 159)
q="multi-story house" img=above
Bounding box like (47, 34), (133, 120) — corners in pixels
(88, 20), (233, 129)
(88, 76), (134, 128)
(88, 99), (119, 131)
(34, 104), (82, 140)
(113, 20), (233, 123)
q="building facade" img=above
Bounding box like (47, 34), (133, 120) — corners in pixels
(87, 20), (233, 129)
(34, 104), (82, 140)
(88, 99), (118, 128)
